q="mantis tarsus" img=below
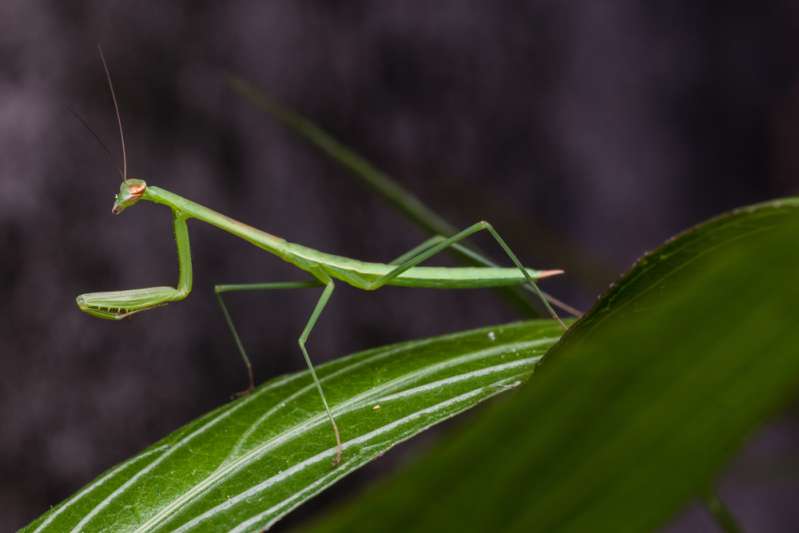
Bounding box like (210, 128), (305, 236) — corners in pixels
(76, 48), (567, 465)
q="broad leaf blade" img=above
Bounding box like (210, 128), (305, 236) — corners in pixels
(24, 321), (563, 532)
(311, 198), (799, 532)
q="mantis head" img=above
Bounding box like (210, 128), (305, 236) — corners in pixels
(112, 179), (147, 214)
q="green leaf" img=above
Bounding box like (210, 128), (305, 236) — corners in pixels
(311, 198), (799, 532)
(23, 321), (564, 532)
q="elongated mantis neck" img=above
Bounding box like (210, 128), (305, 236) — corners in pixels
(143, 185), (288, 257)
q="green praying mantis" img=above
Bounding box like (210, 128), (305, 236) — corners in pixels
(76, 49), (567, 464)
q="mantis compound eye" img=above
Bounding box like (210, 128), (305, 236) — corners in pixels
(127, 182), (146, 195)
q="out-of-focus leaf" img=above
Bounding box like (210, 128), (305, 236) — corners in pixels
(227, 76), (456, 238)
(23, 321), (563, 532)
(227, 76), (580, 317)
(312, 198), (799, 532)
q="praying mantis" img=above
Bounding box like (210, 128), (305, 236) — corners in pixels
(76, 49), (567, 465)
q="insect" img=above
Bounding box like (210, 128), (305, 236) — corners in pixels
(76, 48), (566, 465)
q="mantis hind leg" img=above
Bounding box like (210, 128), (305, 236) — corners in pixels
(367, 221), (567, 329)
(389, 236), (482, 265)
(214, 279), (343, 464)
(297, 280), (342, 464)
(390, 235), (581, 318)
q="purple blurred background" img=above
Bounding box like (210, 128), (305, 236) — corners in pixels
(2, 1), (798, 530)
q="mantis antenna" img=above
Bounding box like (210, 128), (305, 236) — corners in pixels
(97, 44), (127, 181)
(69, 108), (125, 179)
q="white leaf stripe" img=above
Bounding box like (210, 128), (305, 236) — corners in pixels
(30, 444), (169, 533)
(184, 377), (526, 533)
(164, 363), (536, 531)
(227, 334), (447, 458)
(68, 371), (308, 533)
(57, 333), (450, 532)
(25, 322), (560, 532)
(135, 338), (553, 532)
(69, 337), (423, 532)
(257, 381), (527, 531)
(232, 372), (536, 532)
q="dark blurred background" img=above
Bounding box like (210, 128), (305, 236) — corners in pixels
(2, 1), (799, 530)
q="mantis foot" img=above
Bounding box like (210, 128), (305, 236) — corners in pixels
(332, 446), (342, 466)
(232, 385), (254, 399)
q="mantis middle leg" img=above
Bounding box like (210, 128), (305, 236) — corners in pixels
(215, 279), (343, 464)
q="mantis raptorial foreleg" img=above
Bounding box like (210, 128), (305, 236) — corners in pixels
(363, 221), (567, 329)
(214, 278), (342, 463)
